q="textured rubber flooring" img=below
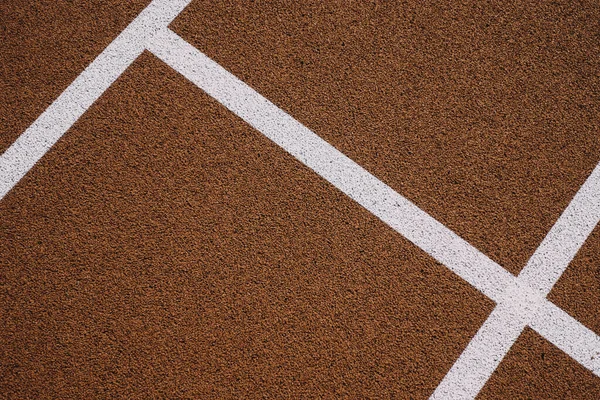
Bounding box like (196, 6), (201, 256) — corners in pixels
(550, 224), (600, 337)
(0, 0), (151, 154)
(1, 52), (493, 398)
(479, 328), (600, 399)
(2, 1), (600, 398)
(171, 0), (600, 276)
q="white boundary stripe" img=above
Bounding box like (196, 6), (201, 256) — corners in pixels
(1, 6), (599, 397)
(0, 0), (192, 200)
(146, 28), (515, 302)
(433, 162), (600, 398)
(146, 28), (600, 394)
(532, 302), (600, 374)
(149, 25), (600, 388)
(520, 162), (600, 294)
(430, 305), (527, 399)
(432, 297), (600, 398)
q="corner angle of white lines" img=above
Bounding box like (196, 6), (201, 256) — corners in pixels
(1, 1), (599, 399)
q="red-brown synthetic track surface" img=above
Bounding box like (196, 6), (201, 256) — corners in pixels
(2, 1), (600, 398)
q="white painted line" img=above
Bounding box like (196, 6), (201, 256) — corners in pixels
(430, 306), (527, 399)
(531, 301), (600, 374)
(0, 0), (192, 200)
(433, 284), (600, 398)
(434, 161), (600, 398)
(146, 27), (515, 302)
(431, 278), (548, 399)
(2, 6), (598, 396)
(520, 162), (600, 295)
(147, 29), (600, 397)
(443, 300), (600, 398)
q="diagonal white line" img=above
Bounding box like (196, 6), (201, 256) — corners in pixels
(434, 297), (600, 399)
(520, 162), (600, 294)
(431, 280), (543, 399)
(1, 10), (598, 397)
(146, 27), (515, 302)
(531, 301), (600, 374)
(0, 0), (192, 200)
(429, 305), (528, 399)
(433, 161), (600, 399)
(147, 28), (600, 396)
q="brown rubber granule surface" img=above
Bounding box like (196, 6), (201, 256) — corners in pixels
(548, 224), (600, 336)
(3, 1), (600, 398)
(0, 0), (151, 154)
(171, 0), (600, 275)
(478, 328), (600, 399)
(0, 52), (494, 398)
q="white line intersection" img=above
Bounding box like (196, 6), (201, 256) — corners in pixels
(1, 1), (599, 398)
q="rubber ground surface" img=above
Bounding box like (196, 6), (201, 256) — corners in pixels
(2, 1), (600, 398)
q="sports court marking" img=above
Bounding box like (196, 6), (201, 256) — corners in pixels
(0, 0), (189, 199)
(1, 0), (599, 398)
